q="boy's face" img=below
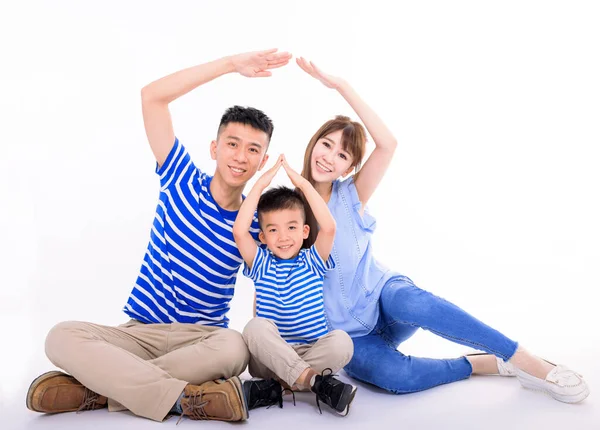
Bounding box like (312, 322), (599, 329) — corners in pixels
(259, 208), (310, 260)
(211, 122), (270, 188)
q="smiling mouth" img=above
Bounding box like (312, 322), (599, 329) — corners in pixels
(316, 161), (332, 173)
(278, 244), (293, 250)
(229, 165), (247, 174)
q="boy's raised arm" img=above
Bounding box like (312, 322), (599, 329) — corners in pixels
(282, 157), (336, 261)
(233, 155), (283, 268)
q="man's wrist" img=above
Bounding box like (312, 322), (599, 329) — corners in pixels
(220, 55), (237, 75)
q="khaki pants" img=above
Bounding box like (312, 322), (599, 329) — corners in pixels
(44, 319), (249, 422)
(242, 317), (353, 387)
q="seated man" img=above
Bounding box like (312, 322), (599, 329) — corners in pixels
(26, 49), (291, 423)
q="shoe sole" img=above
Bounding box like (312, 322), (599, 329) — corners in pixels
(228, 376), (249, 420)
(519, 378), (590, 404)
(336, 385), (358, 416)
(26, 371), (70, 412)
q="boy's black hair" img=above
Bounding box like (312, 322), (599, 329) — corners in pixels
(218, 105), (274, 141)
(257, 186), (306, 227)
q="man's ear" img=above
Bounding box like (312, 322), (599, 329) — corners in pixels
(303, 224), (310, 239)
(257, 153), (270, 172)
(258, 231), (267, 244)
(210, 140), (218, 161)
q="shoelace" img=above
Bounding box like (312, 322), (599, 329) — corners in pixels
(176, 390), (210, 425)
(281, 387), (296, 408)
(76, 388), (102, 413)
(247, 380), (285, 409)
(314, 368), (335, 415)
(547, 366), (584, 386)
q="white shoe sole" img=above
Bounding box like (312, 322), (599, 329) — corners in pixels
(518, 373), (590, 403)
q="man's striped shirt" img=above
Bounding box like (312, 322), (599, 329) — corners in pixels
(243, 246), (335, 344)
(123, 138), (260, 326)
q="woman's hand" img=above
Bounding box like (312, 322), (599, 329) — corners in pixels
(296, 57), (345, 89)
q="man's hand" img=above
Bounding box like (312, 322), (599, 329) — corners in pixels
(282, 155), (307, 188)
(296, 57), (344, 89)
(231, 49), (292, 78)
(256, 154), (284, 189)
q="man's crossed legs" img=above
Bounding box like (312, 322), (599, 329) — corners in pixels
(28, 320), (249, 422)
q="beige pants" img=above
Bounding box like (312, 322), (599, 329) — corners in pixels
(45, 319), (249, 422)
(242, 317), (354, 387)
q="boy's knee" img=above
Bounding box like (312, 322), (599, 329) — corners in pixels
(329, 330), (354, 364)
(242, 317), (275, 344)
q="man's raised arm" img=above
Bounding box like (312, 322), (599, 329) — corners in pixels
(141, 49), (291, 167)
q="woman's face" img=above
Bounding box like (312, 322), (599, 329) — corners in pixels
(309, 129), (355, 183)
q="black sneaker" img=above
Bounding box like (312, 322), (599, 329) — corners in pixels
(311, 369), (357, 416)
(242, 378), (284, 410)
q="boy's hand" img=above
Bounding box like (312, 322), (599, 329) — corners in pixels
(231, 49), (292, 78)
(296, 57), (344, 89)
(282, 155), (307, 188)
(256, 154), (284, 189)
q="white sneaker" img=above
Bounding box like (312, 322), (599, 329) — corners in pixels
(464, 352), (517, 377)
(516, 365), (590, 403)
(496, 357), (518, 377)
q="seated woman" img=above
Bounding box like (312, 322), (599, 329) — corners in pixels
(294, 56), (589, 404)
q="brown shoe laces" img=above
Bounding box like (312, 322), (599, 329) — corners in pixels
(76, 388), (102, 413)
(176, 389), (210, 425)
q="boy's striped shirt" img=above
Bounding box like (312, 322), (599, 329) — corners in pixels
(244, 245), (335, 344)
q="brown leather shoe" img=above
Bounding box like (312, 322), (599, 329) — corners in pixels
(26, 371), (108, 413)
(178, 376), (248, 422)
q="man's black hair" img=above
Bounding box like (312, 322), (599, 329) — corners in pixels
(257, 186), (306, 226)
(218, 105), (274, 141)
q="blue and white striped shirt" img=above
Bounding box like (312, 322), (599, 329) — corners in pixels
(243, 246), (335, 344)
(123, 138), (260, 326)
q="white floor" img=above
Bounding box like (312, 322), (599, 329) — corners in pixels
(5, 361), (598, 430)
(3, 299), (598, 430)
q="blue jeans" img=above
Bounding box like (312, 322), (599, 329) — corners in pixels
(343, 276), (519, 393)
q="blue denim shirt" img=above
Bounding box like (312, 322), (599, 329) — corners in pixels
(323, 177), (401, 337)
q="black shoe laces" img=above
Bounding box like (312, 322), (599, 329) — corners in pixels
(249, 379), (285, 409)
(314, 368), (335, 415)
(281, 387), (297, 408)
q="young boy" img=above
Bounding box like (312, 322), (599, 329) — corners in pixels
(233, 155), (357, 416)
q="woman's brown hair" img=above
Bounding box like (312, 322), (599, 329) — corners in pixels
(299, 115), (367, 248)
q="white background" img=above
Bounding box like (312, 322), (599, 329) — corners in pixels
(1, 1), (599, 429)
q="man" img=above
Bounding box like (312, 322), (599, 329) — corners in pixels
(26, 48), (292, 423)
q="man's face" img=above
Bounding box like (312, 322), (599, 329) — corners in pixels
(259, 208), (310, 260)
(211, 122), (270, 188)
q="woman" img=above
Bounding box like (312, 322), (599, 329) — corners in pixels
(295, 57), (589, 403)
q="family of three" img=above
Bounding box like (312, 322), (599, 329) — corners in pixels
(26, 49), (589, 423)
